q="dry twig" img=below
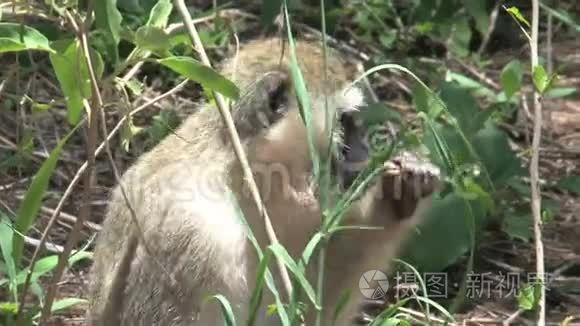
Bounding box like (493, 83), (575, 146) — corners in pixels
(529, 1), (546, 325)
(37, 6), (101, 323)
(172, 0), (294, 300)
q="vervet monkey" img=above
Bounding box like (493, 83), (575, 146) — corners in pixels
(86, 38), (441, 326)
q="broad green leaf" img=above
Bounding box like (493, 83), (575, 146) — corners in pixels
(135, 26), (172, 53)
(0, 259), (6, 273)
(439, 83), (489, 138)
(0, 23), (54, 53)
(125, 79), (144, 96)
(445, 72), (496, 100)
(147, 0), (173, 28)
(532, 65), (549, 94)
(157, 56), (239, 100)
(545, 87), (576, 99)
(449, 18), (471, 58)
(472, 125), (523, 186)
(461, 177), (495, 213)
(16, 251), (92, 285)
(144, 110), (181, 149)
(361, 102), (402, 125)
(31, 281), (44, 302)
(507, 178), (531, 197)
(557, 175), (580, 195)
(0, 302), (18, 315)
(31, 101), (54, 113)
(506, 6), (530, 27)
(12, 125), (80, 267)
(379, 32), (397, 49)
(413, 84), (445, 120)
(501, 60), (523, 99)
(502, 212), (533, 242)
(415, 22), (434, 34)
(205, 294), (236, 326)
(517, 283), (538, 310)
(49, 39), (104, 125)
(168, 32), (190, 47)
(33, 298), (87, 319)
(94, 0), (122, 62)
(400, 193), (488, 273)
(542, 199), (560, 225)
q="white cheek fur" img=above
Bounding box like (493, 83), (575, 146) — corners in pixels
(340, 86), (365, 113)
(263, 86), (366, 153)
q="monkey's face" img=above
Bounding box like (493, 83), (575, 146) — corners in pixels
(232, 69), (379, 191)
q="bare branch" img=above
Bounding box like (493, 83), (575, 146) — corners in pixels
(172, 0), (294, 300)
(529, 1), (546, 325)
(38, 6), (101, 323)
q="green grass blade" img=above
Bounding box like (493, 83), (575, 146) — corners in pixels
(393, 259), (431, 321)
(268, 243), (320, 309)
(282, 2), (320, 179)
(12, 125), (80, 268)
(228, 191), (290, 325)
(206, 294), (237, 326)
(300, 232), (324, 267)
(331, 290), (352, 325)
(0, 218), (17, 301)
(368, 298), (412, 325)
(246, 251), (272, 326)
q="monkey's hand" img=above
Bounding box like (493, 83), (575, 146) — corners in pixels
(381, 151), (441, 220)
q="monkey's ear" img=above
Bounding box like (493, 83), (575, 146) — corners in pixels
(230, 70), (291, 140)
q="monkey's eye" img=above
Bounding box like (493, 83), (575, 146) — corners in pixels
(268, 84), (288, 115)
(271, 102), (286, 114)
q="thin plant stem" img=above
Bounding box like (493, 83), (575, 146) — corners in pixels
(172, 0), (294, 302)
(529, 0), (546, 325)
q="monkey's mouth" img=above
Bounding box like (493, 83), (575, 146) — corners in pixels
(332, 113), (371, 190)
